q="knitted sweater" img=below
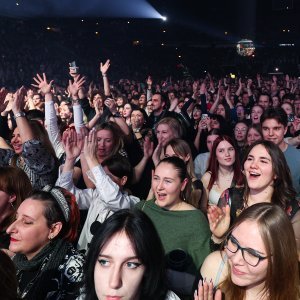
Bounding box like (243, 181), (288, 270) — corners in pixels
(136, 199), (211, 274)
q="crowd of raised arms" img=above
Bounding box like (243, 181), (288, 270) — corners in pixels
(0, 59), (300, 300)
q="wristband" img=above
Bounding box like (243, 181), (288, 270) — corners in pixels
(102, 73), (107, 77)
(14, 111), (26, 120)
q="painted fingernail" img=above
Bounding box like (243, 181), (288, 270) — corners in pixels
(194, 290), (197, 297)
(198, 279), (202, 287)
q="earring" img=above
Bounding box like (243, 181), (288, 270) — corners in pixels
(49, 235), (54, 240)
(10, 202), (15, 210)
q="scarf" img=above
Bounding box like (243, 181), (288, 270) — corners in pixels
(13, 238), (70, 272)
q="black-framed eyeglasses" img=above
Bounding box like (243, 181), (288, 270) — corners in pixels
(225, 234), (268, 267)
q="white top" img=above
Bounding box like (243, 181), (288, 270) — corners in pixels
(208, 188), (222, 206)
(56, 165), (140, 250)
(194, 152), (210, 180)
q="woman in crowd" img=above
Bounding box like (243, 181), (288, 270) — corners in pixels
(0, 166), (32, 249)
(152, 117), (183, 165)
(246, 124), (263, 146)
(130, 107), (149, 150)
(6, 186), (84, 299)
(209, 140), (300, 257)
(164, 138), (204, 211)
(0, 87), (58, 189)
(81, 209), (180, 300)
(123, 103), (134, 126)
(202, 135), (243, 208)
(200, 203), (299, 300)
(57, 128), (139, 251)
(136, 156), (211, 297)
(250, 104), (264, 125)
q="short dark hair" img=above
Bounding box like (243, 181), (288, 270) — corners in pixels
(101, 155), (133, 183)
(260, 107), (288, 127)
(30, 187), (80, 242)
(83, 209), (168, 300)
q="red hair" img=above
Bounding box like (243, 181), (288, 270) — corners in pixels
(207, 135), (243, 191)
(60, 188), (80, 242)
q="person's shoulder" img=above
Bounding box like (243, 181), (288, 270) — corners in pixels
(201, 171), (212, 185)
(286, 144), (300, 155)
(200, 251), (226, 281)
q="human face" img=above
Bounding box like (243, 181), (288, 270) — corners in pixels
(59, 104), (72, 121)
(146, 101), (153, 114)
(236, 106), (245, 121)
(246, 128), (262, 146)
(116, 97), (124, 107)
(11, 127), (23, 154)
(258, 95), (270, 110)
(156, 124), (175, 147)
(243, 144), (275, 193)
(96, 129), (114, 160)
(32, 95), (42, 106)
(251, 106), (263, 124)
(94, 231), (145, 300)
(6, 199), (52, 260)
(225, 221), (268, 291)
(210, 119), (220, 129)
(92, 94), (103, 108)
(216, 104), (226, 118)
(234, 123), (248, 142)
(152, 162), (187, 210)
(138, 95), (146, 107)
(131, 110), (144, 129)
(294, 99), (300, 117)
(215, 140), (235, 168)
(281, 103), (293, 116)
(206, 134), (219, 152)
(164, 145), (189, 162)
(193, 108), (202, 121)
(151, 94), (164, 114)
(261, 119), (287, 149)
(123, 104), (132, 118)
(272, 96), (280, 108)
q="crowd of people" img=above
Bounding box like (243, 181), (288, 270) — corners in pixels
(0, 56), (300, 300)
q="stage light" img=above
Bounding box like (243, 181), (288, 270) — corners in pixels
(162, 16), (167, 21)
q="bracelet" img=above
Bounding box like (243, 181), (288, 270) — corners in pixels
(13, 111), (26, 120)
(102, 73), (107, 77)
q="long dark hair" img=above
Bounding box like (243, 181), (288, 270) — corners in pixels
(242, 140), (296, 209)
(83, 209), (168, 300)
(207, 135), (243, 191)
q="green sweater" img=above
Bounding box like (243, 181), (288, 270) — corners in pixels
(136, 199), (211, 274)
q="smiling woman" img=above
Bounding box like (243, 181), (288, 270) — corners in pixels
(208, 140), (300, 260)
(201, 203), (300, 300)
(136, 157), (211, 297)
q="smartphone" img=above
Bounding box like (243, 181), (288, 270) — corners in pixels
(288, 114), (295, 122)
(201, 113), (208, 120)
(69, 61), (79, 74)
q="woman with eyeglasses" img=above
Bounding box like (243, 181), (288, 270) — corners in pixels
(208, 140), (300, 258)
(197, 203), (299, 300)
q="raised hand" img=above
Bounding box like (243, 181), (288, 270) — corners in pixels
(12, 86), (27, 114)
(143, 136), (154, 159)
(100, 59), (111, 75)
(207, 205), (231, 238)
(83, 128), (98, 166)
(0, 87), (8, 112)
(68, 75), (86, 99)
(194, 280), (222, 300)
(104, 97), (117, 114)
(62, 129), (84, 161)
(32, 73), (53, 95)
